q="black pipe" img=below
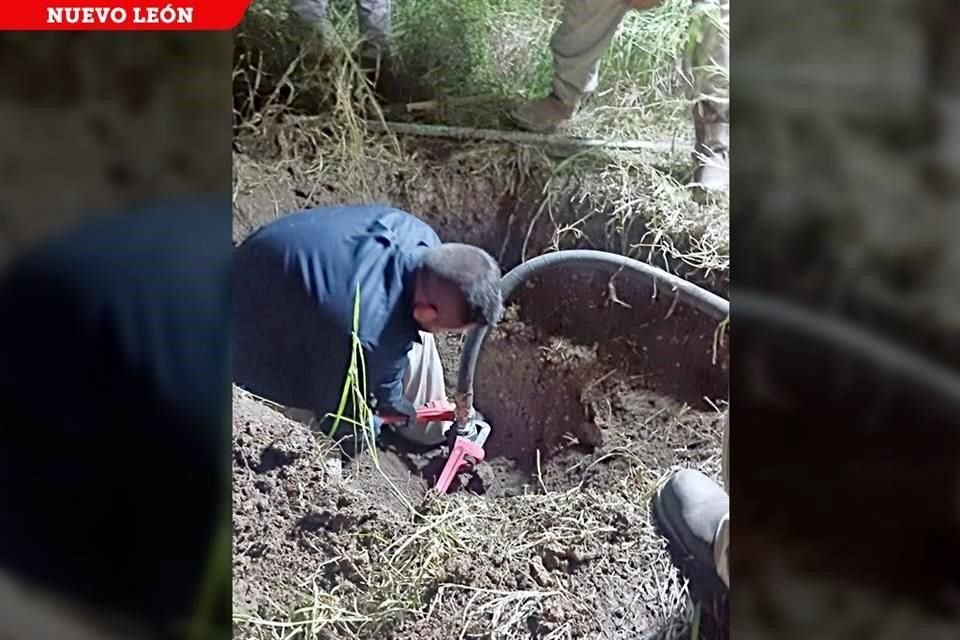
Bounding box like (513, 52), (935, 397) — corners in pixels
(729, 290), (960, 617)
(734, 290), (960, 410)
(454, 250), (730, 423)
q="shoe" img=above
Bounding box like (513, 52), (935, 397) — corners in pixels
(507, 94), (577, 133)
(652, 469), (728, 581)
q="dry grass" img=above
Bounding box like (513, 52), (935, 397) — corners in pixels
(233, 401), (724, 639)
(232, 363), (727, 638)
(240, 0), (698, 135)
(233, 0), (729, 276)
(521, 149), (728, 273)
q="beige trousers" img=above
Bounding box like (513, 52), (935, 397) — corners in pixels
(551, 0), (729, 151)
(550, 0), (631, 107)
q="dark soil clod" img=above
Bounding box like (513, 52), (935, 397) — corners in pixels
(254, 445), (294, 473)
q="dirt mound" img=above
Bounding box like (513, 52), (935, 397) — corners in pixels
(233, 312), (727, 639)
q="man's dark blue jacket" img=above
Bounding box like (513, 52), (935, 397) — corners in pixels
(0, 200), (231, 630)
(232, 205), (441, 423)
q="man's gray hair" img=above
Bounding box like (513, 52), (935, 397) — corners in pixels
(421, 243), (503, 326)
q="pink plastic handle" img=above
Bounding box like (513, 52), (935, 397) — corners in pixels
(380, 399), (456, 425)
(435, 436), (486, 493)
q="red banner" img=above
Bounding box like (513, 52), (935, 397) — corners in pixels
(1, 1), (253, 30)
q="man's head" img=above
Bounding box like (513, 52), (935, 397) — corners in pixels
(412, 244), (503, 332)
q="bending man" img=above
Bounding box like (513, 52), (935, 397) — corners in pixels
(232, 205), (504, 452)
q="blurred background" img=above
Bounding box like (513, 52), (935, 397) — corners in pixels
(732, 0), (960, 637)
(0, 33), (232, 640)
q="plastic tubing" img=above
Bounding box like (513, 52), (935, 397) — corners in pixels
(453, 250), (730, 423)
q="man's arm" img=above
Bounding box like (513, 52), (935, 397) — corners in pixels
(312, 347), (412, 455)
(311, 336), (413, 431)
(371, 353), (416, 421)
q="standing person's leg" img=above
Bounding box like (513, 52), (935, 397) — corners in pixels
(713, 414), (730, 585)
(354, 0), (433, 103)
(688, 0), (730, 195)
(355, 0), (391, 62)
(510, 0), (631, 132)
(551, 0), (632, 108)
(289, 0), (335, 40)
(397, 331), (453, 446)
(290, 0), (328, 23)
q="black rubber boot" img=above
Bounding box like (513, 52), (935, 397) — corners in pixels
(653, 469), (728, 572)
(652, 467), (730, 637)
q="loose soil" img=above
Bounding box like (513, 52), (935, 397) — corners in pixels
(232, 138), (729, 639)
(234, 310), (728, 639)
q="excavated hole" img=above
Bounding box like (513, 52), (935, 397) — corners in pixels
(233, 145), (729, 500)
(375, 263), (729, 498)
(232, 147), (732, 638)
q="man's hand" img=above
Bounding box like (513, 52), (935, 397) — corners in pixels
(376, 396), (417, 426)
(625, 0), (664, 10)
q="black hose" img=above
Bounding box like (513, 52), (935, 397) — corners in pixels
(454, 250), (730, 422)
(734, 290), (960, 411)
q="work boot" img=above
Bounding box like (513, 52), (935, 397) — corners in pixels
(508, 93), (577, 133)
(652, 469), (728, 584)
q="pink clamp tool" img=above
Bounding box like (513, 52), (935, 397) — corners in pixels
(379, 400), (457, 426)
(380, 400), (489, 494)
(434, 435), (486, 494)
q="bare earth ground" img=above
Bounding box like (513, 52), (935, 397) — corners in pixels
(234, 302), (728, 639)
